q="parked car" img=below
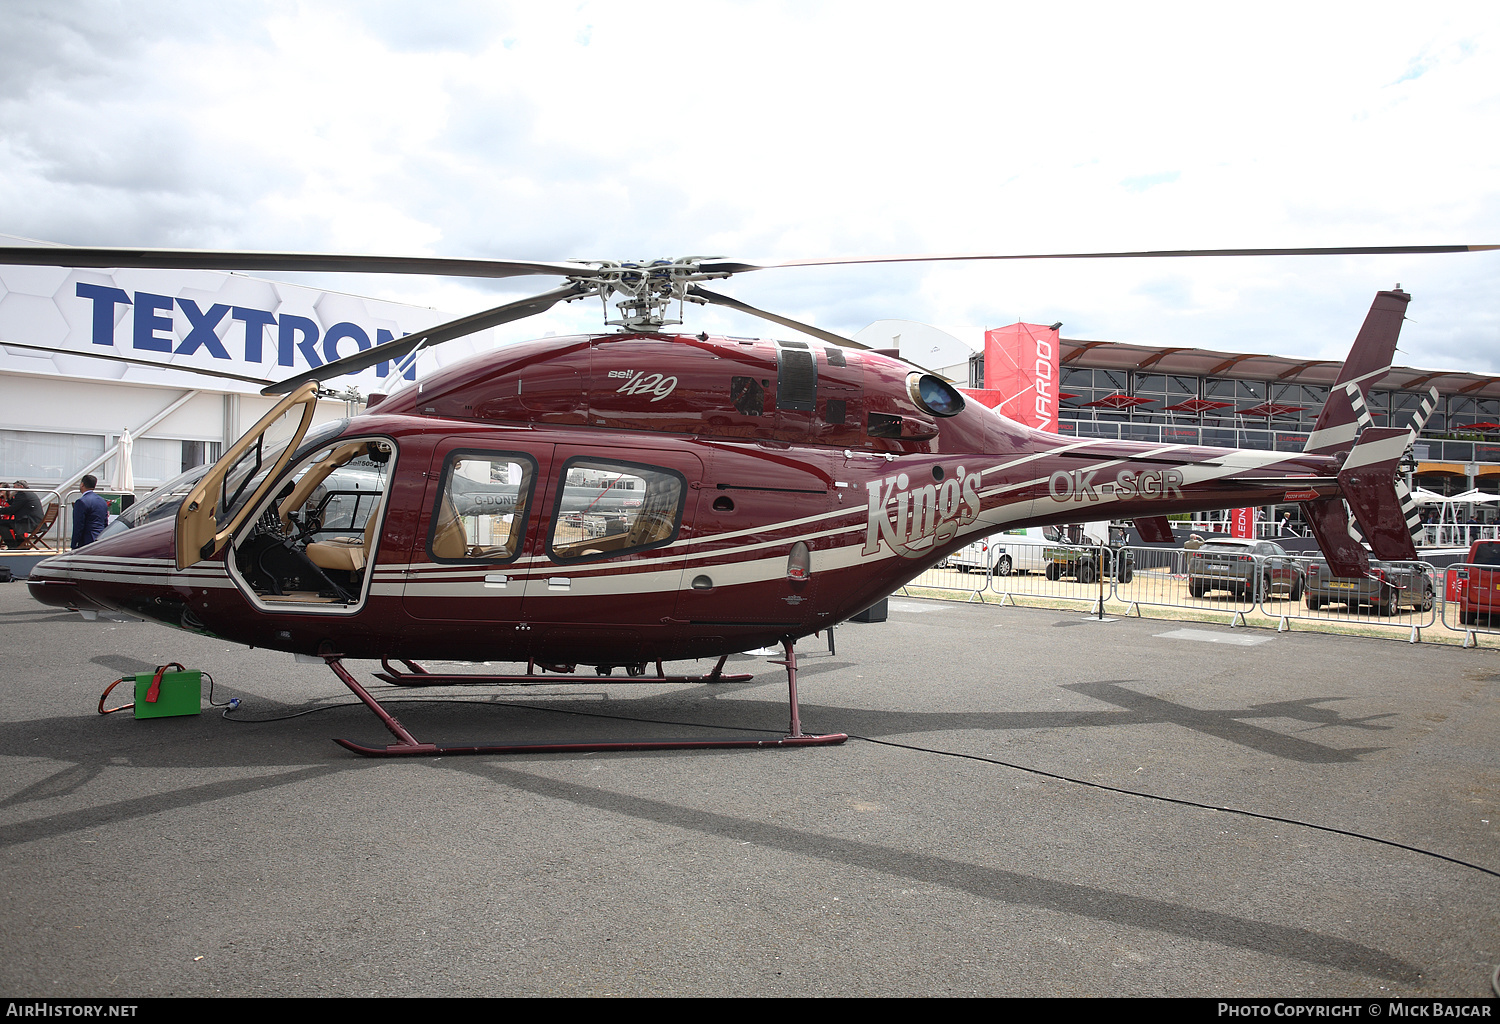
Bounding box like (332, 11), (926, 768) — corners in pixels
(1185, 538), (1302, 600)
(1303, 560), (1434, 615)
(949, 525), (1063, 576)
(1454, 539), (1500, 624)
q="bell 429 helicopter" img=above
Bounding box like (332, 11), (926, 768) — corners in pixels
(5, 242), (1493, 757)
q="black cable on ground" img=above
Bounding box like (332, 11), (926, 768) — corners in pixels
(851, 732), (1500, 881)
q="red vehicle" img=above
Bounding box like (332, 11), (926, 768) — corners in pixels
(1455, 540), (1500, 624)
(1, 244), (1452, 757)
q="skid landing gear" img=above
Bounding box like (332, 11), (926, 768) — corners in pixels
(326, 642), (847, 757)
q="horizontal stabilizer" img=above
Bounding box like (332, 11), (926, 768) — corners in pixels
(1133, 516), (1175, 543)
(1300, 497), (1370, 579)
(1338, 425), (1419, 561)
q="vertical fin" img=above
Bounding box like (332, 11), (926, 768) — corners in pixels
(1304, 288), (1409, 458)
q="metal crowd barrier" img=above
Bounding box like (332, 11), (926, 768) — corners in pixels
(1262, 556), (1437, 642)
(1437, 562), (1500, 647)
(963, 544), (1448, 642)
(1113, 545), (1258, 624)
(919, 537), (1500, 648)
(913, 560), (992, 601)
(985, 543), (1114, 614)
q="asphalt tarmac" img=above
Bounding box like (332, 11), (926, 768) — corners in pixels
(0, 582), (1496, 998)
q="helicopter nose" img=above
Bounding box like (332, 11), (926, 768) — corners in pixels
(26, 559), (95, 611)
(25, 529), (142, 614)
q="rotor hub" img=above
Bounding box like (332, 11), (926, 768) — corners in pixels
(571, 257), (730, 331)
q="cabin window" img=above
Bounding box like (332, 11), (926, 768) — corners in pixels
(428, 452), (537, 563)
(547, 458), (685, 563)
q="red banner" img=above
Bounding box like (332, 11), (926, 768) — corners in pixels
(1230, 507), (1258, 539)
(979, 323), (1061, 433)
(956, 387), (1005, 411)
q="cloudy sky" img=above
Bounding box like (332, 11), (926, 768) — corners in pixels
(2, 0), (1497, 373)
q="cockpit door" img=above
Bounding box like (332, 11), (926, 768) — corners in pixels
(175, 383), (320, 570)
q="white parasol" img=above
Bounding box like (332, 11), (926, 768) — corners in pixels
(112, 427), (135, 495)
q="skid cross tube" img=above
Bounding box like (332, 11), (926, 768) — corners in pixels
(373, 654), (754, 687)
(325, 650), (846, 758)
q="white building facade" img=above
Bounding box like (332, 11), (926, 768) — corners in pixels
(0, 237), (497, 518)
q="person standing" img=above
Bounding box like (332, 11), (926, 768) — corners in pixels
(72, 475), (109, 549)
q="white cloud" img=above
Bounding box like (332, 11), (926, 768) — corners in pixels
(0, 0), (1494, 368)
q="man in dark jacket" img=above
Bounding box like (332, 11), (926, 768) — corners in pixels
(72, 475), (109, 549)
(3, 480), (44, 548)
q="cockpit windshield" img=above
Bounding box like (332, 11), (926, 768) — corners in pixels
(97, 419), (350, 543)
(96, 463), (212, 541)
(216, 417), (348, 526)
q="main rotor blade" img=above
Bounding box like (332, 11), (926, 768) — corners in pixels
(0, 339), (274, 386)
(262, 281), (591, 395)
(685, 285), (870, 351)
(0, 244), (601, 281)
(701, 244), (1500, 276)
(687, 285), (951, 379)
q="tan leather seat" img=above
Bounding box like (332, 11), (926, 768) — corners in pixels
(306, 535), (366, 571)
(430, 494), (467, 559)
(306, 504), (382, 572)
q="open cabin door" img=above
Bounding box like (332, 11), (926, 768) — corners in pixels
(175, 383), (320, 570)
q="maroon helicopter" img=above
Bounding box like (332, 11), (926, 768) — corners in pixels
(5, 244), (1487, 757)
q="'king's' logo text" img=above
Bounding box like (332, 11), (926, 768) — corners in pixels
(864, 466), (982, 558)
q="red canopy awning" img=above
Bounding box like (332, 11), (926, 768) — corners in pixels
(1160, 398), (1234, 414)
(1081, 393), (1155, 409)
(1236, 402), (1306, 418)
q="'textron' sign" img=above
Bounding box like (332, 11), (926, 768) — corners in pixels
(0, 245), (467, 390)
(74, 283), (415, 379)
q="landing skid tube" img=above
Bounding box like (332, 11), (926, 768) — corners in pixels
(325, 641), (847, 757)
(372, 655), (754, 687)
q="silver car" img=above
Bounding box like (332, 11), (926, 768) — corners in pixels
(1186, 538), (1303, 601)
